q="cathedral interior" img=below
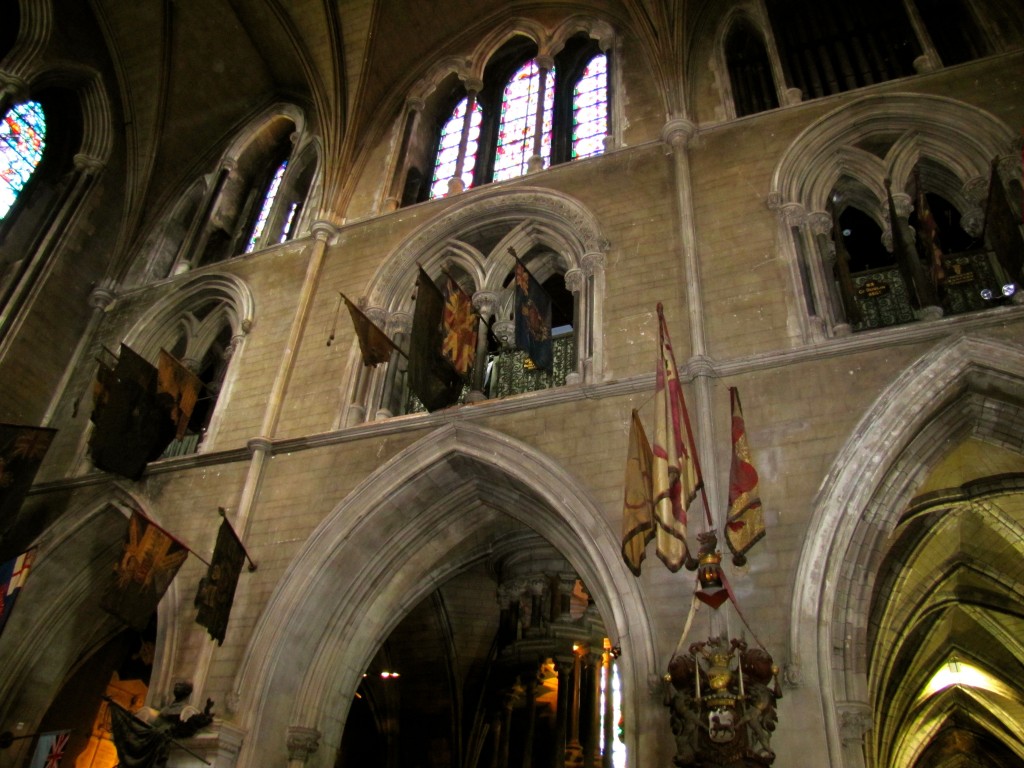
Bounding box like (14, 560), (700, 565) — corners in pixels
(0, 0), (1022, 766)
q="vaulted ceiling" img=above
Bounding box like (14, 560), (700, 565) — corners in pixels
(869, 440), (1024, 768)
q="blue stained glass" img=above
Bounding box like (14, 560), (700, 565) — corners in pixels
(572, 54), (608, 160)
(430, 97), (482, 199)
(246, 160), (287, 253)
(1, 101), (47, 220)
(493, 60), (555, 182)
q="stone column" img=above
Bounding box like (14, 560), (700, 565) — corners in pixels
(468, 290), (497, 401)
(527, 57), (554, 174)
(584, 654), (602, 768)
(374, 311), (411, 419)
(552, 657), (571, 768)
(177, 162), (233, 272)
(522, 674), (538, 768)
(563, 268), (584, 386)
(581, 251), (606, 384)
(564, 647), (585, 767)
(286, 726), (321, 768)
(342, 304), (384, 422)
(838, 702), (871, 768)
(807, 210), (852, 335)
(662, 117), (721, 523)
(884, 187), (941, 318)
(42, 281), (116, 426)
(448, 79), (483, 195)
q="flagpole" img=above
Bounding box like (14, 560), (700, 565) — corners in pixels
(0, 730), (72, 749)
(219, 507), (258, 571)
(102, 697), (212, 766)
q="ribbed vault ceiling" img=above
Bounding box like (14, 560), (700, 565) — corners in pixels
(869, 440), (1024, 768)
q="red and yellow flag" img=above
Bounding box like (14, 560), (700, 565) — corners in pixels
(621, 410), (655, 575)
(652, 303), (701, 572)
(724, 387), (765, 565)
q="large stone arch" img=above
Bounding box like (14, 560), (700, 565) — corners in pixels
(789, 334), (1024, 766)
(232, 421), (658, 767)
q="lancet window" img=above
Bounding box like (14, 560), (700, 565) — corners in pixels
(245, 160), (288, 253)
(159, 108), (316, 274)
(723, 20), (778, 118)
(409, 33), (610, 205)
(0, 100), (45, 220)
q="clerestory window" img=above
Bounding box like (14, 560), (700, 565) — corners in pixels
(422, 36), (609, 203)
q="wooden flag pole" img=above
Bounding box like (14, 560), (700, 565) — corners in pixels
(218, 507), (258, 571)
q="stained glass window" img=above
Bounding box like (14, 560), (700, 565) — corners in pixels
(1, 101), (47, 220)
(246, 160), (287, 253)
(572, 54), (608, 160)
(429, 97), (482, 199)
(493, 60), (555, 182)
(280, 201), (300, 243)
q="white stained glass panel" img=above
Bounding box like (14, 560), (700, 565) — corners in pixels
(572, 54), (608, 160)
(246, 160), (287, 253)
(493, 60), (555, 182)
(430, 97), (482, 199)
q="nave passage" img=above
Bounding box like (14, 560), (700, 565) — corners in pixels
(336, 534), (625, 768)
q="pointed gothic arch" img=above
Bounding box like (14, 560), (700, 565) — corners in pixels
(232, 421), (658, 767)
(790, 334), (1024, 766)
(341, 185), (609, 424)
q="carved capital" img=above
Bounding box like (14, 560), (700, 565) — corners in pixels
(661, 118), (697, 151)
(781, 661), (802, 688)
(960, 207), (984, 238)
(889, 192), (913, 220)
(459, 75), (483, 94)
(780, 201), (806, 227)
(535, 54), (555, 71)
(806, 210), (832, 236)
(472, 290), (499, 319)
(74, 153), (105, 174)
(286, 726), (321, 763)
(363, 305), (387, 325)
(0, 72), (29, 100)
(310, 220), (341, 243)
(564, 268), (584, 293)
(88, 283), (117, 310)
(838, 702), (872, 743)
(961, 175), (989, 206)
(581, 251), (606, 276)
(246, 436), (273, 455)
(387, 311), (412, 336)
(406, 96), (426, 113)
(685, 354), (716, 379)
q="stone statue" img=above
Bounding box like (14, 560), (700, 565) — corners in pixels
(108, 681), (215, 768)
